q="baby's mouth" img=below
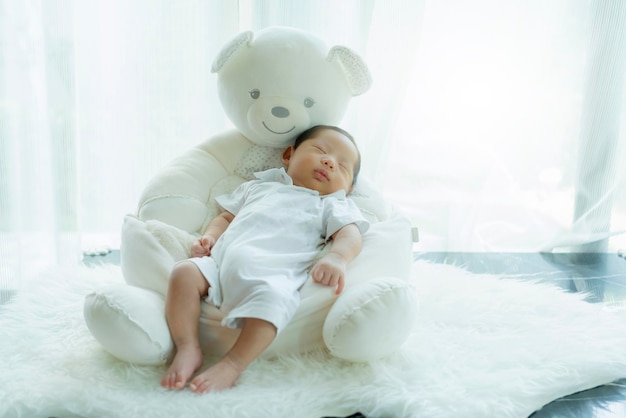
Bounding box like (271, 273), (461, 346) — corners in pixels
(314, 169), (329, 181)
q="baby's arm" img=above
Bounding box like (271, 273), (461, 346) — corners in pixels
(191, 211), (235, 257)
(311, 223), (363, 294)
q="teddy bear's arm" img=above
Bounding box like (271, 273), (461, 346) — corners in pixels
(137, 130), (253, 233)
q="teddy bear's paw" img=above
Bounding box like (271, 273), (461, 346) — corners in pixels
(145, 220), (196, 262)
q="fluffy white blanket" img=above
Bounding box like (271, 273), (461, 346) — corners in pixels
(1, 261), (626, 418)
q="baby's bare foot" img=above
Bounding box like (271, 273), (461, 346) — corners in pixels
(189, 355), (244, 393)
(161, 345), (204, 390)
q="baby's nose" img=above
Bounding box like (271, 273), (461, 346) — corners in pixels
(322, 158), (335, 170)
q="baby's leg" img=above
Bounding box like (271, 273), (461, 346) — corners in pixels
(189, 317), (277, 393)
(161, 261), (209, 390)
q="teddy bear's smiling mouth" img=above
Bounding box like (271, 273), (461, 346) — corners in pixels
(262, 122), (295, 135)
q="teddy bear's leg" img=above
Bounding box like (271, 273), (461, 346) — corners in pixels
(323, 276), (417, 361)
(84, 215), (191, 364)
(84, 283), (174, 365)
(84, 215), (198, 365)
(321, 212), (417, 361)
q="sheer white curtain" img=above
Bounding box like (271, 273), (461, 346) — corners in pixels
(381, 0), (626, 252)
(1, 0), (625, 293)
(1, 0), (242, 290)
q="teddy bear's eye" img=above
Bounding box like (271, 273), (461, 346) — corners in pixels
(249, 89), (260, 100)
(304, 97), (315, 108)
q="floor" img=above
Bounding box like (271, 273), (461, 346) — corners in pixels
(83, 250), (626, 417)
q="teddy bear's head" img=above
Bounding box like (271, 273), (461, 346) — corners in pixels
(212, 26), (372, 148)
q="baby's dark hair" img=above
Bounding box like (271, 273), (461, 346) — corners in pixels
(293, 125), (361, 186)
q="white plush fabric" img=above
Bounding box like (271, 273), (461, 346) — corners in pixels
(3, 262), (626, 418)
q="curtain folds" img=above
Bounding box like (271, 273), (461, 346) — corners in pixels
(570, 0), (626, 252)
(1, 0), (625, 289)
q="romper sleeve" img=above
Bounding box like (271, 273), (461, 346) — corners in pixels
(214, 181), (252, 216)
(324, 196), (370, 240)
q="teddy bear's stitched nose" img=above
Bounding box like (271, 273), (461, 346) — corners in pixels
(271, 106), (290, 118)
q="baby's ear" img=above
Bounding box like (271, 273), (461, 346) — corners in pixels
(282, 146), (295, 166)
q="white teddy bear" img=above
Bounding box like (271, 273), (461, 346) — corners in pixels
(84, 26), (417, 365)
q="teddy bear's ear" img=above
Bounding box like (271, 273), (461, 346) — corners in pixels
(211, 31), (254, 73)
(327, 46), (373, 96)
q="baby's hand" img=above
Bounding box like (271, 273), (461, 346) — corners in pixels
(191, 235), (216, 258)
(311, 253), (347, 295)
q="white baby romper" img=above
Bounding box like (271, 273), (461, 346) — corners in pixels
(189, 168), (369, 334)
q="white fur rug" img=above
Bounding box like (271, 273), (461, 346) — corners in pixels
(2, 261), (626, 418)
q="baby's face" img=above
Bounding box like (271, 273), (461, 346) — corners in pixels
(282, 129), (359, 195)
